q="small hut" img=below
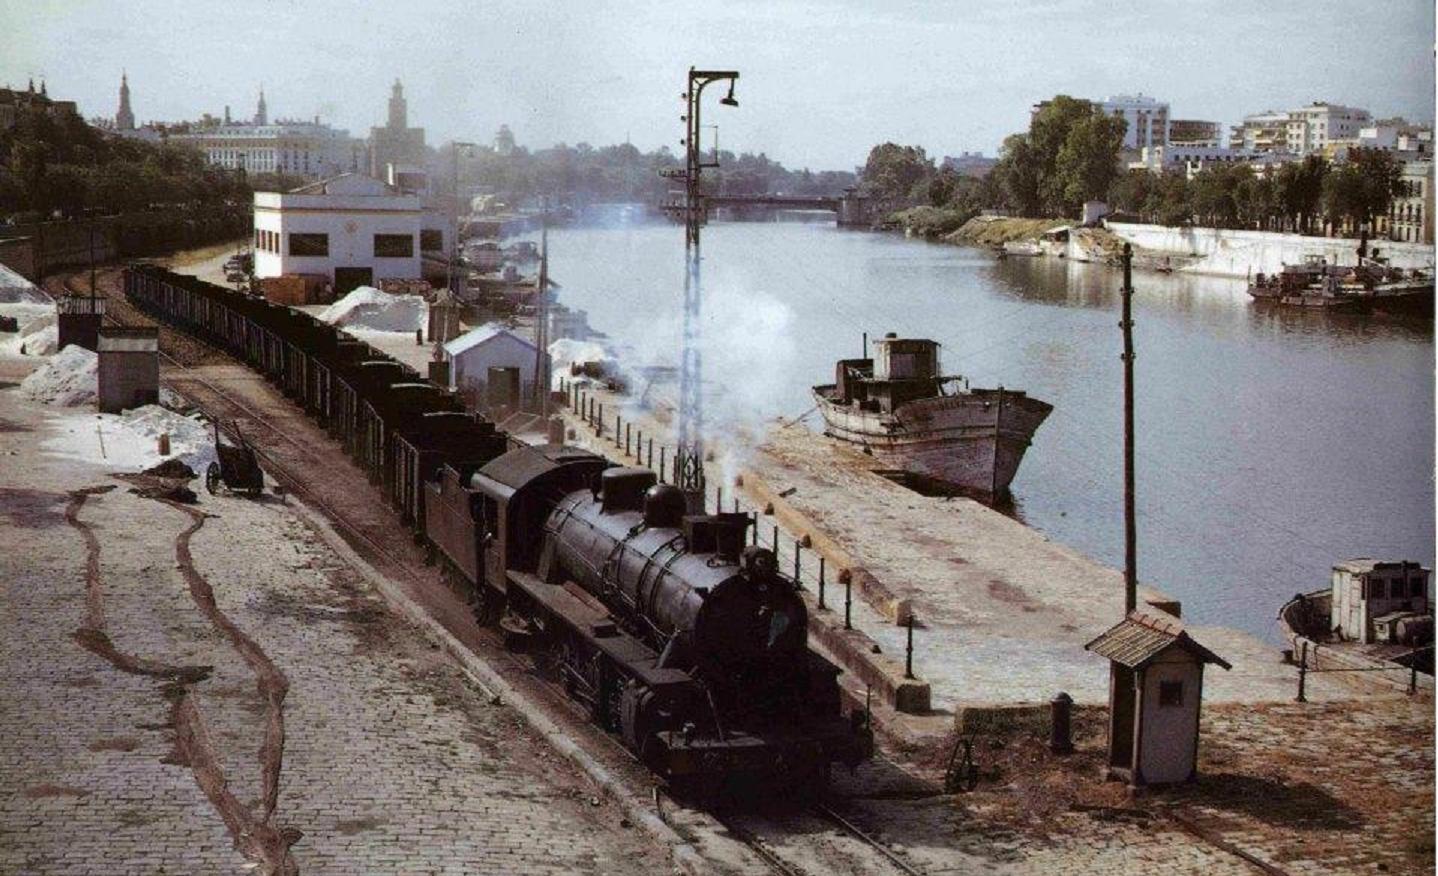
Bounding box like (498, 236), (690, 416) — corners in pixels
(1085, 611), (1230, 786)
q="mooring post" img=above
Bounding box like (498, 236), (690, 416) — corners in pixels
(844, 576), (853, 630)
(818, 556), (827, 609)
(905, 615), (915, 679)
(1296, 640), (1308, 703)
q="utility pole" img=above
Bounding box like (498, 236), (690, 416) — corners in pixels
(532, 204), (550, 412)
(1120, 243), (1137, 616)
(449, 141), (476, 297)
(661, 67), (739, 500)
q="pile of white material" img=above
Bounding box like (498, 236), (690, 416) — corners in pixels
(317, 286), (426, 332)
(40, 405), (217, 475)
(0, 263), (48, 304)
(0, 305), (58, 356)
(20, 344), (97, 406)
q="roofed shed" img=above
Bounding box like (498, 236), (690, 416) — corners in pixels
(1086, 611), (1230, 786)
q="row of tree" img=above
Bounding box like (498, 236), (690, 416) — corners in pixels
(0, 102), (252, 222)
(450, 139), (856, 205)
(859, 94), (1409, 236)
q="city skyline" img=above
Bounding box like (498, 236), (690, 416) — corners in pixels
(2, 0), (1434, 170)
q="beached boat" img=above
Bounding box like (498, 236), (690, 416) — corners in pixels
(812, 334), (1051, 499)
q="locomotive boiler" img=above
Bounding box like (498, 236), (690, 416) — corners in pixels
(458, 448), (872, 797)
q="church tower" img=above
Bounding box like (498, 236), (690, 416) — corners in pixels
(116, 72), (135, 130)
(387, 79), (407, 129)
(254, 87), (268, 126)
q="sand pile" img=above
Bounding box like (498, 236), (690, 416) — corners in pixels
(0, 305), (57, 356)
(21, 345), (97, 406)
(40, 405), (217, 475)
(318, 286), (426, 332)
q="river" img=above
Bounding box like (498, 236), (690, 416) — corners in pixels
(540, 218), (1435, 642)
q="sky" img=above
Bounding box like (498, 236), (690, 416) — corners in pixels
(3, 0), (1434, 171)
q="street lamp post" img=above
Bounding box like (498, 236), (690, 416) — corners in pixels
(663, 67), (739, 499)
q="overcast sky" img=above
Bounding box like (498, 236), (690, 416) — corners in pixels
(3, 0), (1433, 170)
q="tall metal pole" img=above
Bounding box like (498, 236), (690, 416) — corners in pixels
(1120, 243), (1137, 616)
(532, 203), (550, 412)
(668, 68), (738, 500)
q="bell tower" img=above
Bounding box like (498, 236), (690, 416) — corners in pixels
(116, 72), (135, 130)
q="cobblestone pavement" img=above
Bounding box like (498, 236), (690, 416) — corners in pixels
(0, 384), (667, 875)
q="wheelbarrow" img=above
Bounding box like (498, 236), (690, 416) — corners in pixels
(205, 420), (264, 496)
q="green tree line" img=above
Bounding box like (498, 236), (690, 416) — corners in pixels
(861, 94), (1408, 237)
(0, 101), (252, 222)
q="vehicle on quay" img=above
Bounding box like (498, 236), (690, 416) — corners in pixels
(812, 334), (1051, 500)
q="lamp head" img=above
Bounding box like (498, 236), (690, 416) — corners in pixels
(720, 81), (738, 107)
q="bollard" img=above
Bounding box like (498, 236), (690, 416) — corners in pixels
(905, 615), (915, 679)
(1295, 640), (1308, 703)
(844, 575), (853, 630)
(415, 328), (423, 346)
(818, 557), (827, 610)
(1050, 692), (1074, 754)
(793, 540), (802, 583)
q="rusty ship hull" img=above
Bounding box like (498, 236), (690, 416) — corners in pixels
(813, 386), (1052, 498)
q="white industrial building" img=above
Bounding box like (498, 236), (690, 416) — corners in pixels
(1100, 94), (1170, 152)
(442, 324), (549, 408)
(253, 173), (451, 295)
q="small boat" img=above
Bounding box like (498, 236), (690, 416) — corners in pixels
(1001, 240), (1043, 257)
(812, 334), (1051, 500)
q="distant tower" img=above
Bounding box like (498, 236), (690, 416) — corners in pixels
(254, 87), (267, 125)
(387, 79), (407, 129)
(224, 104), (231, 125)
(39, 79), (47, 97)
(116, 72), (135, 130)
(495, 124), (515, 156)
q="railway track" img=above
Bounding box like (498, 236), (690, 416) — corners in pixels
(72, 265), (934, 876)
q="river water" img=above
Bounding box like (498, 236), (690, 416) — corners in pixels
(542, 218), (1435, 642)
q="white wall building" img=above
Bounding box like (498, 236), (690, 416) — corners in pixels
(1231, 111), (1292, 153)
(1330, 559), (1430, 645)
(253, 173), (451, 294)
(172, 120), (360, 178)
(1283, 102), (1372, 156)
(443, 324), (548, 406)
(1100, 94), (1170, 152)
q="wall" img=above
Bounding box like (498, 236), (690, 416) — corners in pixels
(1137, 649), (1202, 785)
(254, 203), (422, 283)
(451, 334), (543, 400)
(1106, 221), (1436, 278)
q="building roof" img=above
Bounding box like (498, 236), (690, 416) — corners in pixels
(1333, 558), (1429, 574)
(443, 322), (539, 358)
(1085, 611), (1231, 670)
(288, 173), (396, 196)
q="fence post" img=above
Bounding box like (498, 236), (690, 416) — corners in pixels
(818, 557), (827, 610)
(751, 512), (758, 545)
(793, 540), (802, 583)
(844, 575), (852, 630)
(598, 403), (605, 436)
(625, 423), (632, 456)
(905, 615), (915, 680)
(772, 524), (779, 551)
(1295, 640), (1308, 703)
(716, 486), (723, 515)
(1410, 661), (1418, 696)
(659, 446), (666, 483)
(647, 438), (654, 469)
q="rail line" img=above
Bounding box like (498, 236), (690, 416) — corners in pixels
(814, 804), (927, 876)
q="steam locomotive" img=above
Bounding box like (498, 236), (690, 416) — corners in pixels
(121, 265), (872, 798)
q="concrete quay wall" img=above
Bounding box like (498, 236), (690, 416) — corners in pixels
(1107, 221), (1436, 278)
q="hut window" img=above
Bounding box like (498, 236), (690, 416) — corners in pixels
(1158, 680), (1184, 707)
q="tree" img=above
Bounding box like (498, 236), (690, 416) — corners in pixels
(858, 143), (935, 203)
(1053, 111), (1127, 215)
(994, 133), (1040, 215)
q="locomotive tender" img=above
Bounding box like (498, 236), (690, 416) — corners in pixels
(122, 265), (872, 797)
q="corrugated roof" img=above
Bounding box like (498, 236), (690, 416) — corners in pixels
(443, 322), (538, 358)
(1085, 611), (1231, 670)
